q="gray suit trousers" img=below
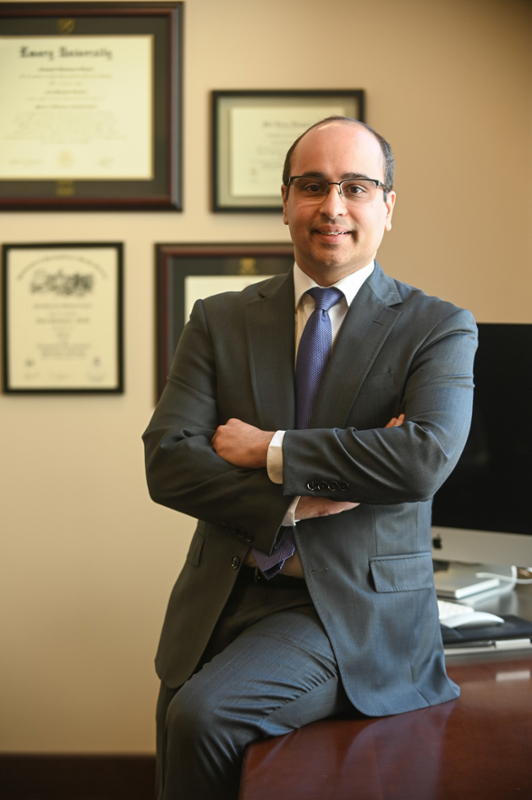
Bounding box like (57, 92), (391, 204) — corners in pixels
(156, 573), (353, 800)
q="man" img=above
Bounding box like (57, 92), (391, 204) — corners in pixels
(143, 117), (477, 800)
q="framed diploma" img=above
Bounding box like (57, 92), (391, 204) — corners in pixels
(212, 90), (365, 212)
(155, 243), (294, 398)
(0, 3), (183, 210)
(2, 242), (124, 393)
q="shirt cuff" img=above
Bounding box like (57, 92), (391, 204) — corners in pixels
(266, 429), (285, 484)
(281, 495), (301, 527)
(267, 431), (300, 525)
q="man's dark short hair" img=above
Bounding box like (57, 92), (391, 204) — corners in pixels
(282, 116), (395, 192)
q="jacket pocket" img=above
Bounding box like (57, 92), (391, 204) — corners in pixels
(369, 552), (434, 592)
(186, 530), (205, 568)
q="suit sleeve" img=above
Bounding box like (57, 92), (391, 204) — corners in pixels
(282, 307), (478, 504)
(142, 299), (292, 554)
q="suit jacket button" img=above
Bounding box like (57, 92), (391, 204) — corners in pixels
(318, 481), (328, 491)
(244, 534), (254, 543)
(231, 556), (241, 570)
(328, 481), (339, 491)
(306, 481), (318, 491)
(339, 481), (349, 491)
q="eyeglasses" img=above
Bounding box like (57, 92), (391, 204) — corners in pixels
(287, 176), (388, 204)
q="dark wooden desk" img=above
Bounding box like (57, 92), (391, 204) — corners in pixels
(240, 585), (532, 800)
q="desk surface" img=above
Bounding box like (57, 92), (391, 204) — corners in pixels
(461, 578), (532, 618)
(240, 585), (532, 800)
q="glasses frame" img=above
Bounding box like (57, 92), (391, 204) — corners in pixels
(286, 175), (388, 202)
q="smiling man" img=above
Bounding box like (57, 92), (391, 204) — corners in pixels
(143, 117), (478, 800)
(282, 120), (395, 283)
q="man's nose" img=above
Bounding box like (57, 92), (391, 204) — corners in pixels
(319, 183), (347, 216)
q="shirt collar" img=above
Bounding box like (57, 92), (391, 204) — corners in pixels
(293, 260), (375, 309)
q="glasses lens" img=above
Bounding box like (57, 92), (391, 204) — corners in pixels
(290, 177), (377, 203)
(291, 177), (329, 201)
(340, 180), (377, 203)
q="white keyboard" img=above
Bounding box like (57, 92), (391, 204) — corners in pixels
(437, 599), (471, 621)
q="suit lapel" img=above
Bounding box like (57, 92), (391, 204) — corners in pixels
(245, 270), (296, 431)
(244, 264), (402, 432)
(312, 264), (402, 428)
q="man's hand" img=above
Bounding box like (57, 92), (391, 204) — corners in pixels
(212, 418), (274, 469)
(295, 496), (359, 518)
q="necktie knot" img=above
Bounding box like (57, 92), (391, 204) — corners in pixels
(307, 286), (344, 313)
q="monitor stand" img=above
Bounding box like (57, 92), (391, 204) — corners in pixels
(433, 562), (517, 604)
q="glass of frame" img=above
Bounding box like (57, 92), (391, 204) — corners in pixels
(212, 89), (365, 212)
(2, 242), (124, 393)
(156, 243), (295, 397)
(0, 2), (183, 210)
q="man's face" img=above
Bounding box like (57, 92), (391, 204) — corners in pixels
(282, 122), (396, 285)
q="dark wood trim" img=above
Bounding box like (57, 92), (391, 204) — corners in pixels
(0, 754), (156, 800)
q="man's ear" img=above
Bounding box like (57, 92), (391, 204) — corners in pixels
(384, 190), (396, 232)
(281, 184), (289, 225)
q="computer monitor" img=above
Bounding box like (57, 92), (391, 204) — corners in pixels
(431, 323), (532, 597)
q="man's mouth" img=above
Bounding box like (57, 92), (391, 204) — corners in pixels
(316, 229), (351, 238)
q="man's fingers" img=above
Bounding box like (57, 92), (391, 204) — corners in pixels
(296, 496), (359, 520)
(211, 418), (273, 468)
(384, 413), (405, 428)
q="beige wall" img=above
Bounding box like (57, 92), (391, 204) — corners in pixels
(1, 0), (531, 753)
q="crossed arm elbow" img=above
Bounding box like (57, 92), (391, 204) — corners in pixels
(398, 434), (460, 502)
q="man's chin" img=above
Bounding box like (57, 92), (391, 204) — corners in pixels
(312, 243), (364, 270)
(298, 255), (369, 283)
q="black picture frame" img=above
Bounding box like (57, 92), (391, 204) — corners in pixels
(212, 89), (365, 212)
(0, 2), (183, 211)
(155, 242), (294, 397)
(2, 242), (124, 393)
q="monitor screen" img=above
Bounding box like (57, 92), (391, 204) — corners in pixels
(431, 323), (532, 566)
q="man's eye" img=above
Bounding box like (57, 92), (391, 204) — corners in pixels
(303, 182), (324, 193)
(344, 182), (366, 196)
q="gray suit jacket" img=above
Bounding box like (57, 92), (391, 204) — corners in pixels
(143, 263), (478, 716)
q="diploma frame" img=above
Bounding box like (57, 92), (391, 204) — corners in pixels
(2, 242), (124, 393)
(212, 90), (365, 212)
(155, 242), (294, 398)
(0, 2), (183, 211)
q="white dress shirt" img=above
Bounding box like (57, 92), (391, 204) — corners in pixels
(267, 260), (375, 525)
